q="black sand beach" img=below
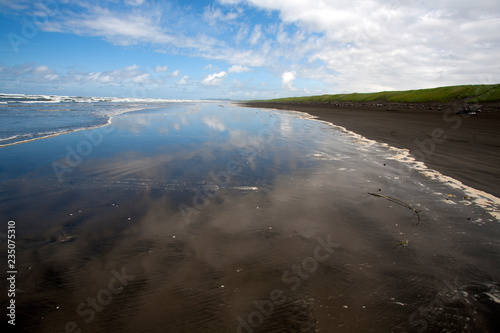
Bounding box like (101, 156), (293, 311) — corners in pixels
(242, 101), (500, 198)
(1, 102), (500, 332)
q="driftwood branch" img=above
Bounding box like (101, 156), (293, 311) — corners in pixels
(368, 192), (421, 225)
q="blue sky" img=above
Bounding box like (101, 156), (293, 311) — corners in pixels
(0, 0), (499, 100)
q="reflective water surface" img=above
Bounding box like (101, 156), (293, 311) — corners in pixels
(1, 102), (499, 332)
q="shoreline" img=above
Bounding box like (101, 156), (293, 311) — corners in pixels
(241, 101), (500, 198)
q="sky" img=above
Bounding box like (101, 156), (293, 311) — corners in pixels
(0, 0), (499, 100)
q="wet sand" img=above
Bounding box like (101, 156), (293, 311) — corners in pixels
(242, 101), (500, 198)
(2, 102), (500, 332)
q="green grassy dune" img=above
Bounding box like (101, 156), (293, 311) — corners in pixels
(258, 84), (500, 104)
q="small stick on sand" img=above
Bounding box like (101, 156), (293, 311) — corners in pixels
(393, 240), (409, 247)
(368, 192), (421, 224)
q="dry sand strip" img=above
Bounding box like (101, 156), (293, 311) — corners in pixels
(241, 101), (500, 198)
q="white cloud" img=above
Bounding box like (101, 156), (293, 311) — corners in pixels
(131, 73), (151, 83)
(235, 23), (249, 44)
(33, 65), (52, 74)
(217, 0), (242, 4)
(177, 76), (189, 85)
(0, 64), (60, 84)
(40, 4), (182, 47)
(125, 0), (146, 6)
(155, 65), (168, 72)
(125, 65), (139, 71)
(201, 47), (268, 67)
(249, 24), (262, 45)
(203, 6), (240, 26)
(237, 0), (500, 92)
(170, 70), (180, 78)
(0, 0), (29, 11)
(228, 65), (250, 73)
(202, 71), (227, 86)
(281, 71), (296, 90)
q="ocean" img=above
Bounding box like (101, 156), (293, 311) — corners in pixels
(0, 93), (194, 147)
(1, 95), (499, 332)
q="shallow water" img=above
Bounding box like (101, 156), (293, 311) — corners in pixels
(0, 94), (192, 147)
(1, 101), (499, 332)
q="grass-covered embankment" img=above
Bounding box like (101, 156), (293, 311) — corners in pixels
(257, 84), (500, 104)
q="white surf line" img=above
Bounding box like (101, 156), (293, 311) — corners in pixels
(259, 106), (500, 221)
(0, 105), (155, 148)
(383, 145), (500, 221)
(326, 118), (500, 220)
(0, 124), (108, 148)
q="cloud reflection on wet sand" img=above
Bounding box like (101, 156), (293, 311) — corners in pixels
(2, 102), (500, 332)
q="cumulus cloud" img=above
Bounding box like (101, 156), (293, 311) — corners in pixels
(202, 71), (227, 86)
(85, 65), (153, 85)
(228, 65), (250, 73)
(34, 65), (55, 75)
(170, 70), (180, 78)
(236, 0), (500, 91)
(131, 73), (151, 83)
(154, 65), (168, 72)
(177, 76), (189, 85)
(0, 64), (59, 83)
(247, 1), (495, 91)
(281, 71), (296, 90)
